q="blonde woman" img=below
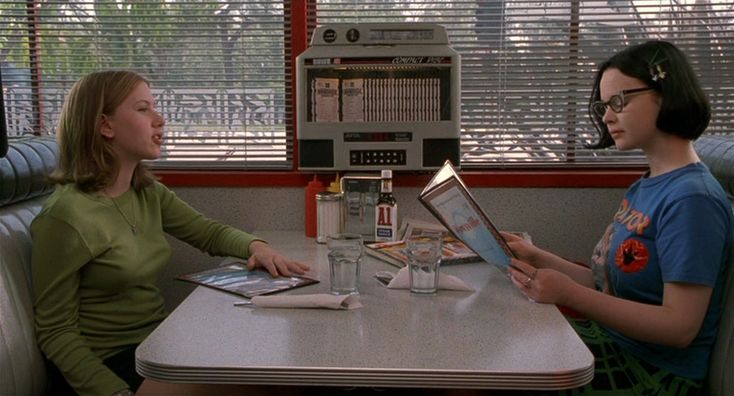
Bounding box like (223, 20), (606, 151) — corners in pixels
(31, 70), (309, 396)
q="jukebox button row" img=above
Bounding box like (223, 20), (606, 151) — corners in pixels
(350, 150), (406, 165)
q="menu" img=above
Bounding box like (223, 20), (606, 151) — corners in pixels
(177, 258), (318, 298)
(418, 160), (515, 269)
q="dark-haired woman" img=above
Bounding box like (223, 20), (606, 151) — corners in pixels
(506, 40), (732, 395)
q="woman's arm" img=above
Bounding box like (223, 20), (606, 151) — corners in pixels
(567, 281), (712, 348)
(156, 182), (309, 276)
(505, 223), (715, 348)
(510, 257), (711, 348)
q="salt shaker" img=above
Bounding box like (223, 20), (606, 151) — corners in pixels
(316, 192), (342, 243)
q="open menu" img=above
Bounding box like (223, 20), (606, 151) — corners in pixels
(365, 218), (481, 267)
(418, 160), (516, 269)
(176, 258), (319, 298)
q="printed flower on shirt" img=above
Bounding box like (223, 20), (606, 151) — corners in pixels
(615, 238), (649, 273)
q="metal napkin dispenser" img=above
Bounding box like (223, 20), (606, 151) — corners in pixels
(340, 174), (381, 242)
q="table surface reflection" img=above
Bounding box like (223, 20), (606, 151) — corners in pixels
(136, 231), (594, 390)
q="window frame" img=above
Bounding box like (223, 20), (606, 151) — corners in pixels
(10, 0), (705, 187)
(158, 0), (646, 188)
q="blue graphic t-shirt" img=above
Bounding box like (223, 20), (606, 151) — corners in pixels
(590, 162), (732, 379)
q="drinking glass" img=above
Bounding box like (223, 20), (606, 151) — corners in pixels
(406, 232), (443, 294)
(327, 233), (363, 295)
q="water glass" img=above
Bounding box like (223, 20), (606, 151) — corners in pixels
(407, 233), (443, 294)
(327, 233), (363, 295)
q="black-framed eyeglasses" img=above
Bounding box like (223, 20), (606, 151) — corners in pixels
(591, 87), (655, 118)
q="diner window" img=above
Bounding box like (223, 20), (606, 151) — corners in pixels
(1, 0), (293, 169)
(1, 1), (733, 170)
(315, 0), (734, 168)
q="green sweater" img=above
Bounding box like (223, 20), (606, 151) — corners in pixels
(31, 181), (260, 396)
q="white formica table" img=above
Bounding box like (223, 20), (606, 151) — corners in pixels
(136, 231), (594, 390)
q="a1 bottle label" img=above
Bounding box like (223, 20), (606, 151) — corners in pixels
(375, 205), (397, 241)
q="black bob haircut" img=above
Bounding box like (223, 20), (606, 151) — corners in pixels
(587, 40), (710, 149)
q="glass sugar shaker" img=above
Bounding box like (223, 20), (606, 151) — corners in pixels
(316, 191), (343, 243)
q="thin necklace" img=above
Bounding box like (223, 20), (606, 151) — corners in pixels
(109, 193), (138, 235)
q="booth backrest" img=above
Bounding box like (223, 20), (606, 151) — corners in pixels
(0, 137), (57, 396)
(694, 135), (734, 396)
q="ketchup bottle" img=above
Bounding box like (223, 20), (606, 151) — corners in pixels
(305, 175), (325, 237)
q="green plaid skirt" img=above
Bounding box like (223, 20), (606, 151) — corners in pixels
(548, 319), (704, 396)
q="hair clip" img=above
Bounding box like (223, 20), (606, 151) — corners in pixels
(651, 64), (667, 82)
(647, 48), (668, 82)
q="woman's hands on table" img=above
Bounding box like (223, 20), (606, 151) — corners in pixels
(247, 241), (311, 277)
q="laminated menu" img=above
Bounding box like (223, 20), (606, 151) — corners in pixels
(176, 258), (318, 298)
(365, 218), (481, 268)
(418, 160), (516, 269)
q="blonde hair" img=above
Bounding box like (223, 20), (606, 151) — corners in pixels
(50, 70), (156, 192)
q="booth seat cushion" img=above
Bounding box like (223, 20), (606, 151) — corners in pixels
(695, 135), (734, 396)
(695, 135), (734, 199)
(0, 137), (57, 396)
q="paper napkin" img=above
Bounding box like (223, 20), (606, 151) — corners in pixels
(242, 293), (363, 310)
(386, 267), (474, 291)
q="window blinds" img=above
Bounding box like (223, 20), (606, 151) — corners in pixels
(315, 0), (734, 167)
(1, 0), (293, 169)
(1, 1), (732, 169)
